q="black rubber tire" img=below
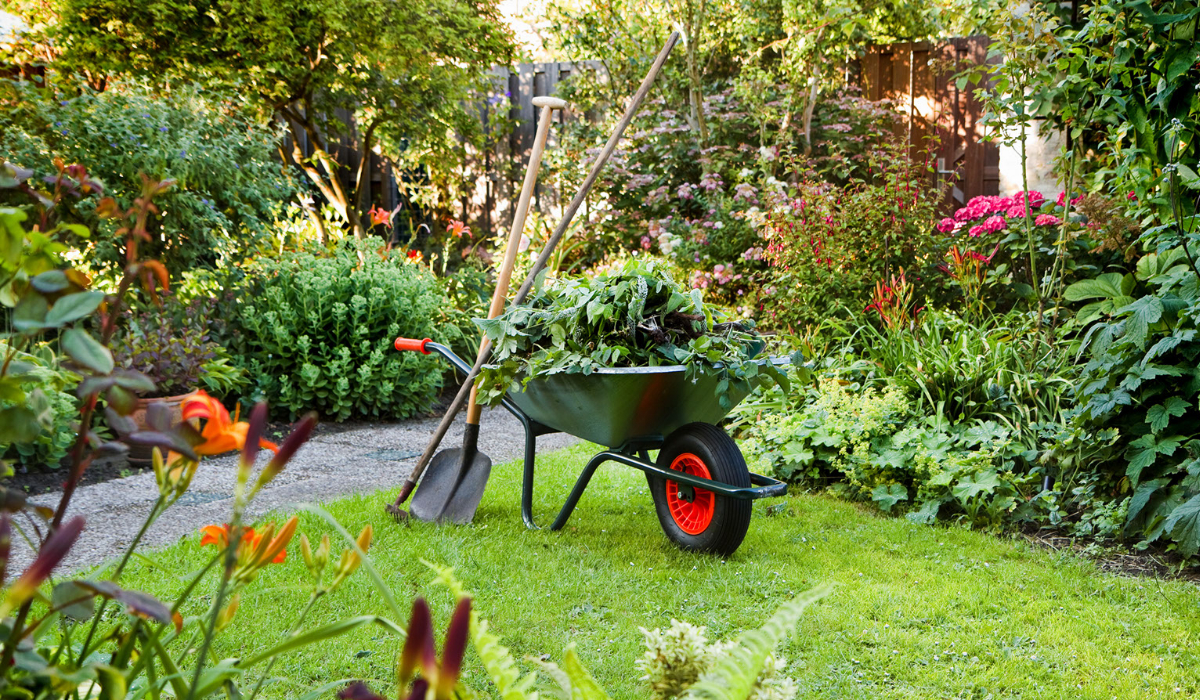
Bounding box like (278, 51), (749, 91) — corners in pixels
(647, 422), (752, 556)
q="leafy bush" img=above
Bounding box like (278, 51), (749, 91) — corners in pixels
(112, 292), (222, 398)
(0, 79), (298, 277)
(1069, 248), (1200, 558)
(0, 343), (78, 471)
(738, 370), (1043, 529)
(758, 144), (947, 330)
(232, 240), (452, 421)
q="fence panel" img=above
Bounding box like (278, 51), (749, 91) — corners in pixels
(861, 36), (999, 210)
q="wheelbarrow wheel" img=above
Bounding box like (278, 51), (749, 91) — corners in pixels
(648, 422), (751, 556)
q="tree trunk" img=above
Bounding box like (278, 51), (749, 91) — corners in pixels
(352, 119), (383, 237)
(683, 0), (709, 145)
(279, 103), (360, 236)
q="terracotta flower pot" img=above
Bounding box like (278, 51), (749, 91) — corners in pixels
(126, 392), (194, 466)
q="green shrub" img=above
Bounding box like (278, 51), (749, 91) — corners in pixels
(0, 79), (298, 277)
(0, 343), (79, 472)
(1069, 248), (1200, 558)
(232, 241), (452, 421)
(737, 372), (1042, 529)
(759, 144), (948, 330)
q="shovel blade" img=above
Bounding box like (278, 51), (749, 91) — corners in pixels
(410, 448), (493, 524)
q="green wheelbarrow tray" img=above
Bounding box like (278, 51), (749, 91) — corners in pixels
(404, 339), (787, 554)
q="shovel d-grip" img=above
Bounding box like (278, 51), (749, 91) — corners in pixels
(396, 338), (787, 555)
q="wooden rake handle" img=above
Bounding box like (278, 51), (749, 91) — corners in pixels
(464, 96), (567, 425)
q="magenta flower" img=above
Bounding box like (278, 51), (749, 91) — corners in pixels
(936, 217), (956, 233)
(969, 225), (984, 237)
(1034, 214), (1061, 226)
(983, 215), (1007, 233)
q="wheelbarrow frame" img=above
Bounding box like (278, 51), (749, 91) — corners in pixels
(421, 341), (787, 531)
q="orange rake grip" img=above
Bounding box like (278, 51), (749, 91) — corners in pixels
(394, 337), (432, 354)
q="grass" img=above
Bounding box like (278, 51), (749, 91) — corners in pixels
(112, 443), (1200, 699)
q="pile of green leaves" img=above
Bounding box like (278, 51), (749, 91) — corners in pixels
(474, 260), (784, 408)
(230, 240), (454, 421)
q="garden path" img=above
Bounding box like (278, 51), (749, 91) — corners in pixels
(13, 407), (577, 573)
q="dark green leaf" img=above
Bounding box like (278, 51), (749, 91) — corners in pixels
(62, 328), (114, 375)
(45, 291), (105, 327)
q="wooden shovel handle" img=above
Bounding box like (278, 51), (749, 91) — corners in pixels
(465, 100), (563, 425)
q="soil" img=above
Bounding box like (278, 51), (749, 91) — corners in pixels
(1022, 531), (1200, 584)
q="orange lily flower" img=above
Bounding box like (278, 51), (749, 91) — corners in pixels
(200, 518), (294, 569)
(183, 390), (278, 456)
(447, 219), (470, 238)
(369, 205), (392, 228)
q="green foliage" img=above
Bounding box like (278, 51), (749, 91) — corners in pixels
(474, 259), (784, 409)
(0, 80), (297, 277)
(635, 617), (802, 700)
(232, 240), (451, 421)
(50, 0), (514, 232)
(1071, 247), (1200, 557)
(0, 343), (78, 471)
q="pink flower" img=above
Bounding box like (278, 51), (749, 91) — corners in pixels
(1034, 214), (1061, 226)
(983, 215), (1007, 233)
(1056, 191), (1083, 207)
(937, 217), (956, 233)
(640, 235), (652, 250)
(969, 225), (984, 237)
(1006, 204), (1030, 219)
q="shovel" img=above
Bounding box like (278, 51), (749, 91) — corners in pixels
(407, 96), (568, 523)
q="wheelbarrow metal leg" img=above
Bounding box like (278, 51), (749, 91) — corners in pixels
(521, 416), (538, 530)
(549, 451), (612, 531)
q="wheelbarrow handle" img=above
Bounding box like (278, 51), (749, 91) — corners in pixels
(394, 337), (432, 354)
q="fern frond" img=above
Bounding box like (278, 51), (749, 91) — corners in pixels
(426, 561), (540, 700)
(684, 584), (833, 700)
(563, 644), (613, 700)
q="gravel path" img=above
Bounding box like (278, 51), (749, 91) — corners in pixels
(14, 407), (577, 573)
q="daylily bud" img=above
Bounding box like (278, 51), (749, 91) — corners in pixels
(171, 458), (199, 500)
(258, 516), (297, 568)
(1, 517), (84, 616)
(300, 534), (316, 574)
(398, 598), (435, 690)
(435, 598), (471, 700)
(252, 414), (316, 497)
(153, 447), (168, 496)
(0, 513), (10, 587)
(241, 402), (269, 468)
(315, 534), (330, 571)
(217, 593), (240, 631)
(328, 525), (371, 592)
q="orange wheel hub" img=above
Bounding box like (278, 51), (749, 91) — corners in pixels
(666, 452), (716, 534)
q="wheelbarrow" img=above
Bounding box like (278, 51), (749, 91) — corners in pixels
(394, 337), (788, 556)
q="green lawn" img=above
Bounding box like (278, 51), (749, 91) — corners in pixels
(114, 443), (1200, 699)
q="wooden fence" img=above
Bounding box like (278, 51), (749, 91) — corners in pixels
(460, 60), (602, 239)
(861, 36), (1000, 209)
